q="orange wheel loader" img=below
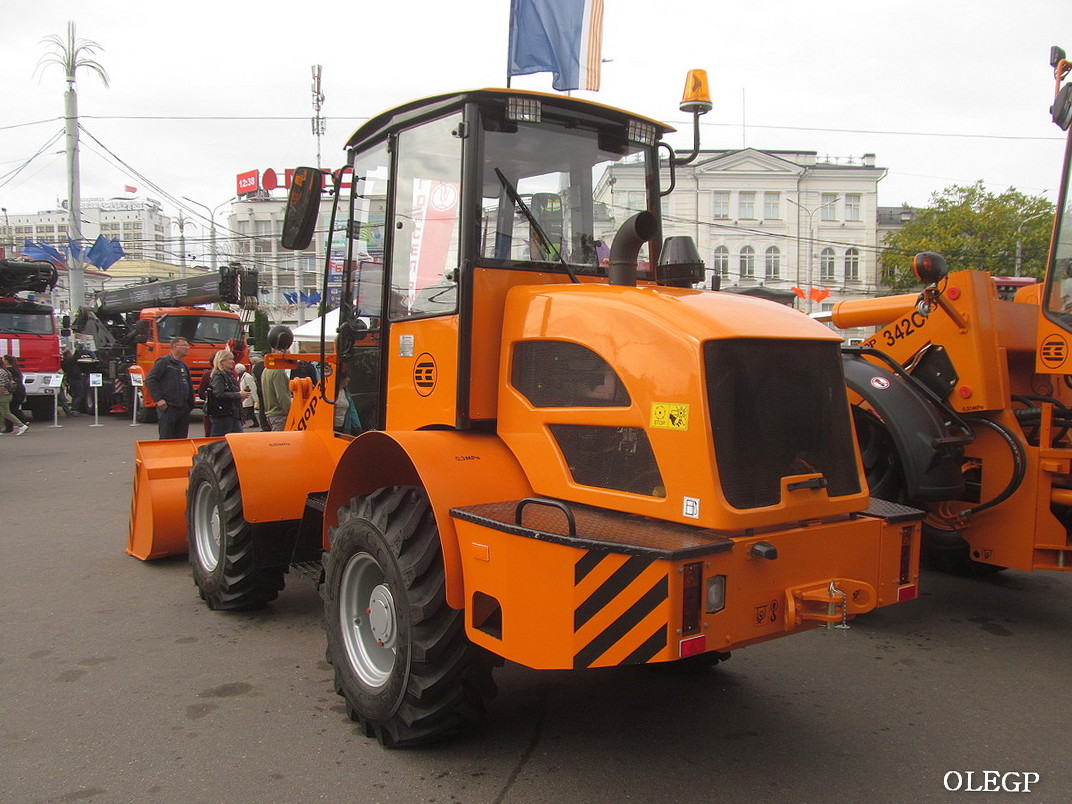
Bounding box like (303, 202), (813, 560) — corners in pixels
(822, 46), (1072, 577)
(128, 78), (923, 747)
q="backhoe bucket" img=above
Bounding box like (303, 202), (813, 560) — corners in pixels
(127, 437), (215, 560)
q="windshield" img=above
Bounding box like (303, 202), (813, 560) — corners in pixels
(0, 310), (54, 335)
(157, 314), (242, 344)
(480, 118), (655, 272)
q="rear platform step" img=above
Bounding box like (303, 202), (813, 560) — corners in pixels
(289, 560), (324, 587)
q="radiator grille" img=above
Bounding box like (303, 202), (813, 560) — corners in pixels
(705, 339), (860, 509)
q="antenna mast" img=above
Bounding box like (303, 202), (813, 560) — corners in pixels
(311, 65), (326, 169)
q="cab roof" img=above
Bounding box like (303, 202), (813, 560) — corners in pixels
(344, 88), (674, 153)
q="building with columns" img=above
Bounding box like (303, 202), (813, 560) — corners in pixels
(603, 149), (888, 314)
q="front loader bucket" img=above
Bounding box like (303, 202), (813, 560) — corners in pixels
(127, 437), (216, 560)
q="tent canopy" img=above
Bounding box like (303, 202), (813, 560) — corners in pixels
(290, 308), (340, 342)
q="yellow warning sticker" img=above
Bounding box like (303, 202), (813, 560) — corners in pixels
(650, 402), (690, 431)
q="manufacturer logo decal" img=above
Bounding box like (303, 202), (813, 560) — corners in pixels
(1041, 334), (1068, 369)
(414, 353), (437, 396)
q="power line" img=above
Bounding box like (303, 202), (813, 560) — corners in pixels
(679, 118), (1064, 143)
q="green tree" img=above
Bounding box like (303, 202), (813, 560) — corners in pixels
(252, 309), (270, 353)
(881, 182), (1053, 291)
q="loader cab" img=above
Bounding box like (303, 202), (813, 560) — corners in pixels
(285, 90), (671, 438)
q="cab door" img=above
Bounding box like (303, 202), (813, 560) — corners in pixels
(381, 112), (464, 431)
(334, 112), (464, 435)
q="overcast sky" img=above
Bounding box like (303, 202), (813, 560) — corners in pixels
(2, 0), (1071, 245)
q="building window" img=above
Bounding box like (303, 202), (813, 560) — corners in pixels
(821, 193), (838, 221)
(740, 246), (755, 279)
(738, 192), (755, 220)
(844, 247), (860, 281)
(712, 191), (730, 219)
(713, 245), (729, 278)
(765, 246), (780, 279)
(764, 192), (780, 220)
(845, 194), (861, 221)
(820, 247), (836, 281)
(255, 220), (274, 254)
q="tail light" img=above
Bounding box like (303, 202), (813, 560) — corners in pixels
(681, 562), (702, 635)
(899, 525), (913, 584)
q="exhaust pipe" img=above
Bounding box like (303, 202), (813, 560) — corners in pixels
(608, 212), (658, 287)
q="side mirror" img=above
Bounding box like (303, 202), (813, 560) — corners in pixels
(282, 167), (324, 250)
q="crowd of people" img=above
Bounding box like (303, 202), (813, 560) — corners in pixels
(1, 348), (94, 436)
(4, 336), (311, 442)
(144, 336), (303, 441)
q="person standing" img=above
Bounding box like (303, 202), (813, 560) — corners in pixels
(236, 362), (258, 428)
(61, 349), (85, 415)
(0, 361), (29, 435)
(2, 355), (26, 434)
(145, 337), (194, 439)
(207, 350), (249, 436)
(261, 352), (292, 433)
(251, 356), (270, 431)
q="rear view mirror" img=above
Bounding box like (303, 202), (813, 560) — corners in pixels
(282, 167), (324, 250)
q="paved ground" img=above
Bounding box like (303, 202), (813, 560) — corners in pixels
(1, 414), (1069, 803)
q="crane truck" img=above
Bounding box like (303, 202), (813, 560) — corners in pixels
(0, 259), (62, 420)
(75, 263), (258, 419)
(128, 76), (924, 747)
(823, 46), (1072, 576)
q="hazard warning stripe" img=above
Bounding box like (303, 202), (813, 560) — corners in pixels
(620, 623), (669, 666)
(573, 575), (668, 669)
(573, 549), (605, 585)
(574, 554), (653, 631)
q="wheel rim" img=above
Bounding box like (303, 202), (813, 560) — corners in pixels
(339, 551), (397, 688)
(192, 481), (222, 572)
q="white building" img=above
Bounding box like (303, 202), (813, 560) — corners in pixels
(604, 149), (888, 314)
(0, 198), (174, 264)
(224, 194), (340, 325)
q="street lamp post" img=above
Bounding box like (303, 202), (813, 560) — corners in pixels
(1015, 211), (1049, 276)
(788, 194), (839, 313)
(181, 196), (235, 272)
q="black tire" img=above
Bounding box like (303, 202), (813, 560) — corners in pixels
(921, 523), (1005, 577)
(136, 391), (158, 424)
(28, 397), (54, 422)
(186, 440), (285, 610)
(323, 486), (495, 747)
(852, 405), (905, 502)
(853, 406), (1005, 577)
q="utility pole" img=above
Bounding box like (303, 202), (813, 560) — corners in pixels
(39, 22), (108, 312)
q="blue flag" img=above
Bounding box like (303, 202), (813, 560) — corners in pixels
(21, 239), (67, 269)
(508, 0), (603, 92)
(84, 235), (126, 271)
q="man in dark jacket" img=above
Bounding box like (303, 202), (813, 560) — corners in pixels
(145, 337), (194, 439)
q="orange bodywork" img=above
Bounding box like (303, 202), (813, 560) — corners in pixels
(836, 270), (1072, 571)
(128, 275), (922, 669)
(451, 502), (918, 669)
